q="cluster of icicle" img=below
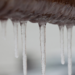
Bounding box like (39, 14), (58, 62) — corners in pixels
(1, 20), (73, 75)
(59, 25), (73, 75)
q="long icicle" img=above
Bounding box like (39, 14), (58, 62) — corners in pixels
(39, 23), (46, 75)
(59, 25), (65, 64)
(67, 25), (73, 75)
(39, 24), (41, 53)
(13, 22), (18, 58)
(20, 21), (27, 75)
(1, 20), (7, 39)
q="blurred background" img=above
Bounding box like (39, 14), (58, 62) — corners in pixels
(0, 20), (75, 75)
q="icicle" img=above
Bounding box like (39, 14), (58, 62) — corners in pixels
(20, 23), (22, 41)
(39, 25), (41, 52)
(20, 21), (27, 75)
(1, 20), (7, 39)
(67, 25), (73, 75)
(13, 22), (18, 58)
(39, 22), (46, 75)
(59, 25), (65, 65)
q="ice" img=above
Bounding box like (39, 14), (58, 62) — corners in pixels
(39, 23), (46, 75)
(59, 25), (65, 64)
(20, 21), (27, 75)
(13, 22), (19, 58)
(67, 25), (73, 75)
(39, 25), (41, 51)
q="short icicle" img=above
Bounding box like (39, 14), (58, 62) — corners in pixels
(20, 21), (27, 75)
(59, 25), (65, 64)
(1, 20), (7, 39)
(13, 22), (19, 58)
(39, 22), (46, 75)
(66, 25), (73, 75)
